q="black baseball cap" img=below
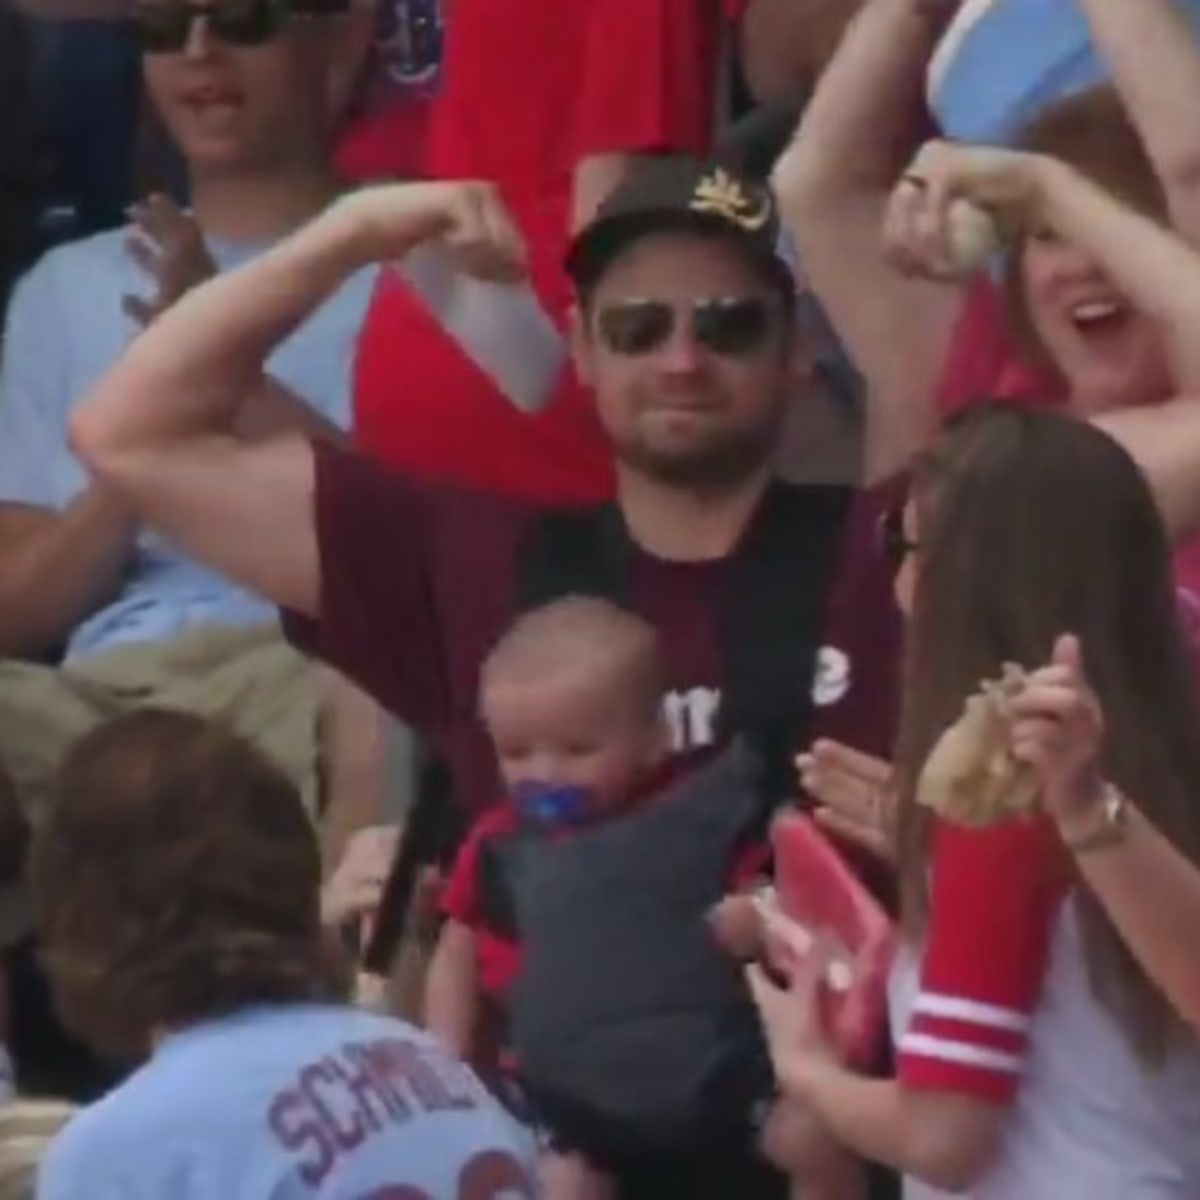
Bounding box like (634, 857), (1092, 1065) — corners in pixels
(565, 156), (793, 298)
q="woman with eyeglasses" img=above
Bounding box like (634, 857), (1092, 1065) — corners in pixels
(748, 403), (1200, 1199)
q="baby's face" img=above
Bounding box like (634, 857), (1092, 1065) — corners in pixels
(483, 667), (663, 816)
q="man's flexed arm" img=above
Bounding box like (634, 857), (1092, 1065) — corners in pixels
(69, 182), (526, 617)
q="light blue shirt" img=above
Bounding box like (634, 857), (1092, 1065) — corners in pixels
(37, 1004), (537, 1200)
(0, 228), (374, 661)
(930, 0), (1200, 145)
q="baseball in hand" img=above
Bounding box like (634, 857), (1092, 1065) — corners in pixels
(930, 199), (1002, 281)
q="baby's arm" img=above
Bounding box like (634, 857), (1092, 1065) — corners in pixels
(423, 918), (481, 1059)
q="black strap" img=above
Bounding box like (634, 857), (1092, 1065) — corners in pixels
(720, 483), (852, 799)
(516, 482), (852, 799)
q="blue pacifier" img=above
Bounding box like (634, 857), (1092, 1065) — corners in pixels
(513, 782), (594, 828)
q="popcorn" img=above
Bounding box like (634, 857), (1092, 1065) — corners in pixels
(916, 664), (1040, 826)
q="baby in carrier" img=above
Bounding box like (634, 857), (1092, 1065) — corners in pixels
(423, 596), (790, 1199)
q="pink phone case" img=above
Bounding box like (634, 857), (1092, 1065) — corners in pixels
(768, 813), (897, 1068)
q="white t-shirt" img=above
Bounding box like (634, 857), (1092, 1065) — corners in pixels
(889, 815), (1200, 1199)
(37, 1004), (537, 1199)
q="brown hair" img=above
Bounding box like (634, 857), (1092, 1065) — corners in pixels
(1003, 85), (1168, 362)
(894, 403), (1200, 1061)
(32, 710), (329, 1060)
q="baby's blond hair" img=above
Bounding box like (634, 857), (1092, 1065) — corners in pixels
(482, 596), (664, 724)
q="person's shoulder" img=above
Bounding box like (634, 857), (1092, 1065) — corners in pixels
(5, 228), (133, 349)
(37, 1069), (160, 1194)
(33, 227), (132, 287)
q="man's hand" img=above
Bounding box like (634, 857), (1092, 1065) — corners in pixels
(328, 181), (528, 283)
(123, 194), (218, 327)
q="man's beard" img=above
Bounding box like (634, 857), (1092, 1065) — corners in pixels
(613, 422), (780, 493)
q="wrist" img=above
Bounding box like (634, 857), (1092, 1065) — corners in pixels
(781, 1051), (843, 1109)
(1053, 782), (1130, 854)
(318, 187), (452, 273)
(305, 200), (390, 277)
(1019, 154), (1078, 230)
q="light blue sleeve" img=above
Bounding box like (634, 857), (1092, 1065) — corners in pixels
(0, 254), (73, 508)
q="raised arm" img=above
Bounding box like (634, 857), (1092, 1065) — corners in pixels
(1078, 0), (1200, 239)
(890, 140), (1200, 539)
(69, 182), (526, 617)
(771, 0), (965, 482)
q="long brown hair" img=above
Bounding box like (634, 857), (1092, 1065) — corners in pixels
(1002, 84), (1168, 365)
(894, 403), (1200, 1061)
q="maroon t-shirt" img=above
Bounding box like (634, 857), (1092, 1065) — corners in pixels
(284, 444), (903, 816)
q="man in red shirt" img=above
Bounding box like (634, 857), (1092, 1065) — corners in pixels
(68, 161), (904, 1194)
(66, 158), (902, 815)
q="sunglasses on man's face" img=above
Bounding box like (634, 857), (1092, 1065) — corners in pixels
(594, 297), (776, 359)
(134, 0), (286, 52)
(878, 504), (919, 575)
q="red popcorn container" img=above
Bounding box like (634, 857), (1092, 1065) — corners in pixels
(765, 813), (897, 1069)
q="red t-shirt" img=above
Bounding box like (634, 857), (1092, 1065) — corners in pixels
(939, 278), (1200, 633)
(335, 98), (432, 184)
(282, 443), (902, 818)
(353, 0), (730, 499)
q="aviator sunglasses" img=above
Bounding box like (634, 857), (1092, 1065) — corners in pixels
(134, 0), (303, 52)
(594, 296), (776, 358)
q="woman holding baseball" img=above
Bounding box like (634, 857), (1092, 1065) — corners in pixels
(750, 404), (1200, 1198)
(773, 0), (1200, 546)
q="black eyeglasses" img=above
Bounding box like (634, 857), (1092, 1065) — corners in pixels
(134, 0), (286, 52)
(594, 297), (776, 358)
(878, 504), (919, 574)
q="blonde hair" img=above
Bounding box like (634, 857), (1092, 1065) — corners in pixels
(481, 596), (665, 725)
(0, 1100), (77, 1200)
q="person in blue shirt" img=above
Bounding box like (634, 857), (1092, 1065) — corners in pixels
(31, 708), (537, 1200)
(0, 0), (378, 953)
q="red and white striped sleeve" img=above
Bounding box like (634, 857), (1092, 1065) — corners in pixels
(898, 814), (1070, 1105)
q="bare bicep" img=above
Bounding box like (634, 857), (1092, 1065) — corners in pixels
(135, 434), (322, 616)
(786, 192), (964, 481)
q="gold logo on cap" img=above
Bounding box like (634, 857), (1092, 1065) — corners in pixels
(689, 167), (771, 231)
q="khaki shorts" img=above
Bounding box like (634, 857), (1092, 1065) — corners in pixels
(0, 623), (326, 943)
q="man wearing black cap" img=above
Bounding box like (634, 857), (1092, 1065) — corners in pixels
(68, 160), (901, 1194)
